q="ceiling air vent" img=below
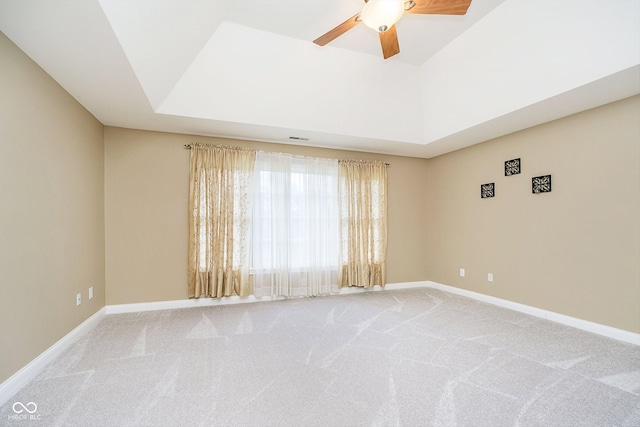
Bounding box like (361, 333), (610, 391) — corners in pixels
(289, 136), (310, 141)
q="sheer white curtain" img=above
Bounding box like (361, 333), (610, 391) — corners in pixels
(252, 152), (339, 297)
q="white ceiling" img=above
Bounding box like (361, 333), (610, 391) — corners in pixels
(0, 0), (638, 158)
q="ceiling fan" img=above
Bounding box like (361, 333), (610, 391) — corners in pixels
(313, 0), (472, 59)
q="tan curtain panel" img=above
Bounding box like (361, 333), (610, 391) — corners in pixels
(188, 143), (256, 298)
(338, 160), (388, 288)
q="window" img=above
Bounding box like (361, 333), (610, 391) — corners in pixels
(252, 152), (339, 297)
(188, 145), (387, 299)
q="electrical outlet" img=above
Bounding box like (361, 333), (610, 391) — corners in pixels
(76, 293), (82, 306)
(488, 273), (493, 282)
(89, 287), (94, 300)
(460, 268), (465, 277)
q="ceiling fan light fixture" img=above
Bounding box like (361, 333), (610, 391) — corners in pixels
(361, 0), (405, 33)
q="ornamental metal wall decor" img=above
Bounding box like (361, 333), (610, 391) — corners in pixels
(481, 183), (495, 198)
(505, 158), (521, 176)
(532, 175), (552, 193)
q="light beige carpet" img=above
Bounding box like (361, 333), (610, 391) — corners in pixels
(2, 287), (640, 426)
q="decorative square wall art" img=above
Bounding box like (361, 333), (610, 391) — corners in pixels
(532, 175), (552, 193)
(481, 182), (495, 198)
(505, 158), (521, 176)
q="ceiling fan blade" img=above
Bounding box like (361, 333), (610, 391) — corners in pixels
(405, 0), (472, 15)
(313, 13), (362, 46)
(379, 25), (400, 59)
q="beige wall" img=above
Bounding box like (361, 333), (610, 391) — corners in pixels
(104, 127), (430, 304)
(104, 98), (640, 333)
(0, 33), (105, 383)
(427, 95), (640, 333)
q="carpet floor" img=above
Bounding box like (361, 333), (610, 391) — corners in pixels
(2, 287), (640, 426)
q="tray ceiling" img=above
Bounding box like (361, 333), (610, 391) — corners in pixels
(0, 0), (638, 157)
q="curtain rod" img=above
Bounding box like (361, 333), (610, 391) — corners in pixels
(184, 144), (389, 166)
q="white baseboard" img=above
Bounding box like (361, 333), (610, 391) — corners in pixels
(3, 280), (637, 406)
(106, 280), (639, 345)
(0, 307), (106, 407)
(105, 281), (428, 314)
(424, 280), (640, 346)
